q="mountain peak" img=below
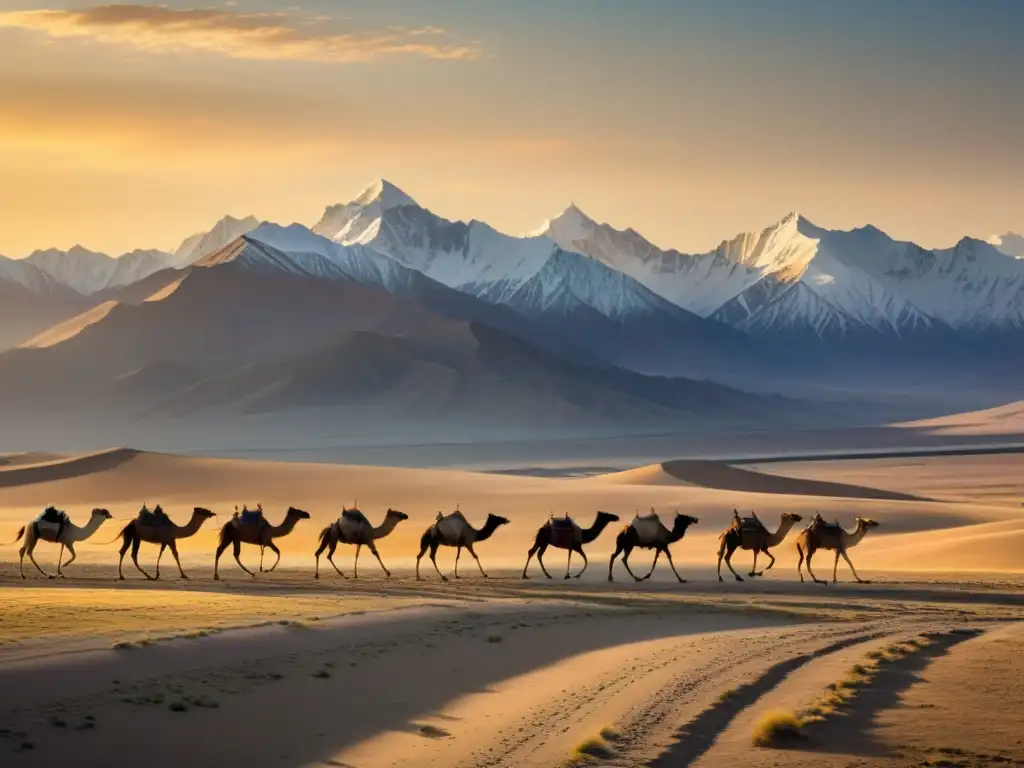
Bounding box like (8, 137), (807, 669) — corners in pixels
(352, 179), (418, 211)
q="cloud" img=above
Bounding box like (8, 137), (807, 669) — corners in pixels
(0, 4), (483, 63)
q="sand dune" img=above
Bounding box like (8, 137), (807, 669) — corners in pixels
(601, 459), (928, 501)
(899, 399), (1024, 436)
(0, 448), (141, 489)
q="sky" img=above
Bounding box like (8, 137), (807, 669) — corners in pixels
(0, 0), (1021, 257)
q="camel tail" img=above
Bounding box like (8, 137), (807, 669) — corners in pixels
(10, 526), (25, 544)
(419, 528), (432, 553)
(317, 525), (331, 546)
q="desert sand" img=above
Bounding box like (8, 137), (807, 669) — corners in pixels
(2, 448), (1024, 766)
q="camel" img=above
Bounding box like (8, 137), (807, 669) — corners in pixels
(522, 511), (620, 579)
(608, 509), (699, 583)
(314, 506), (409, 579)
(797, 515), (880, 584)
(416, 508), (509, 581)
(717, 510), (803, 582)
(12, 507), (113, 579)
(112, 505), (216, 581)
(213, 504), (310, 580)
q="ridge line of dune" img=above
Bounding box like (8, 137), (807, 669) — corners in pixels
(0, 447), (144, 489)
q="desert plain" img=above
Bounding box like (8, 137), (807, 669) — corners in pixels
(1, 446), (1023, 768)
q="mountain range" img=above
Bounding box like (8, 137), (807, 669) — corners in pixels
(1, 179), (1022, 446)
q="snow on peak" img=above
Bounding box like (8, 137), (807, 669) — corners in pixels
(352, 179), (418, 211)
(173, 214), (260, 268)
(313, 179), (419, 244)
(989, 232), (1024, 259)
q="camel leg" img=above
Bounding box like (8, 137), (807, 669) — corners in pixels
(61, 542), (77, 573)
(749, 549), (759, 577)
(23, 530), (50, 579)
(453, 546), (462, 579)
(118, 531), (132, 580)
(214, 537), (230, 580)
(264, 542), (281, 573)
(314, 534), (329, 579)
(833, 550), (841, 583)
(56, 543), (66, 577)
(717, 537), (727, 582)
(841, 550), (867, 583)
(18, 534), (28, 580)
(763, 548), (776, 572)
(231, 539), (255, 578)
(154, 543), (166, 580)
(415, 533), (430, 581)
(806, 550), (826, 585)
(608, 541), (624, 582)
(466, 543), (488, 578)
(621, 548), (644, 582)
(564, 548), (572, 580)
(723, 544), (744, 582)
(326, 542), (347, 578)
(368, 542), (391, 578)
(536, 543), (553, 579)
(429, 542), (447, 582)
(168, 540), (188, 580)
(665, 548), (686, 583)
(642, 549), (661, 580)
(797, 543), (805, 583)
(259, 546), (266, 573)
(573, 547), (588, 579)
(131, 538), (154, 580)
(354, 544), (361, 579)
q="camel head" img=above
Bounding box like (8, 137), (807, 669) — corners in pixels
(385, 508), (410, 521)
(285, 507), (311, 520)
(855, 517), (880, 529)
(90, 508), (113, 520)
(595, 511), (620, 524)
(672, 512), (699, 532)
(782, 512), (804, 523)
(193, 507), (217, 520)
(486, 513), (511, 528)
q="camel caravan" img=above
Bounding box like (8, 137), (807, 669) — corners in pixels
(7, 502), (880, 584)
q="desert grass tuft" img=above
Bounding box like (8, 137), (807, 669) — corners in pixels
(752, 710), (802, 747)
(572, 735), (616, 761)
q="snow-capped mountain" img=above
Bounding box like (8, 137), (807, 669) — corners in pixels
(537, 202), (1024, 340)
(314, 181), (724, 325)
(537, 204), (761, 315)
(990, 232), (1024, 259)
(23, 246), (175, 295)
(0, 254), (71, 296)
(174, 214), (260, 267)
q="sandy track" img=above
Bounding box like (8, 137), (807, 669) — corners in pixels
(1, 574), (1020, 767)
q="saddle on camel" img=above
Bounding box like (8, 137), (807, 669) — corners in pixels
(138, 504), (172, 526)
(234, 504), (265, 526)
(36, 506), (71, 540)
(731, 508), (766, 534)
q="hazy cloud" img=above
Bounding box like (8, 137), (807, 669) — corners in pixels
(0, 4), (483, 63)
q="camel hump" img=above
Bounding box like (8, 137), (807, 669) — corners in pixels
(631, 514), (663, 542)
(548, 515), (576, 532)
(34, 506), (69, 539)
(341, 508), (368, 524)
(36, 506), (69, 525)
(434, 511), (469, 540)
(237, 506), (265, 526)
(138, 506), (172, 527)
